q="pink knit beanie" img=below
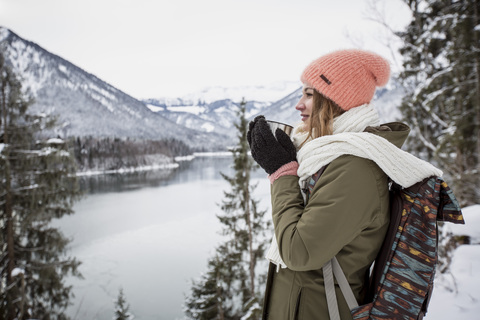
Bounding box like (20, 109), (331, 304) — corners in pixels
(300, 49), (390, 111)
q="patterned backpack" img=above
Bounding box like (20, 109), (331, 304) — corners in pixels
(306, 171), (465, 320)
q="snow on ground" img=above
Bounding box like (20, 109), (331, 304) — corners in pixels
(426, 205), (480, 319)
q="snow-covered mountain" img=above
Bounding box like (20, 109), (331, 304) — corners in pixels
(143, 82), (305, 142)
(0, 26), (304, 149)
(0, 27), (227, 150)
(144, 98), (269, 139)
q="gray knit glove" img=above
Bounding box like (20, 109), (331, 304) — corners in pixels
(247, 115), (297, 175)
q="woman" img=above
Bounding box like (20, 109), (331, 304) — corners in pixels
(247, 49), (442, 320)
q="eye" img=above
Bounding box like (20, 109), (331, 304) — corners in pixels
(304, 89), (313, 97)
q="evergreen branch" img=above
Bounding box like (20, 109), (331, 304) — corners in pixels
(413, 65), (454, 101)
(11, 184), (39, 192)
(25, 259), (78, 270)
(411, 119), (437, 152)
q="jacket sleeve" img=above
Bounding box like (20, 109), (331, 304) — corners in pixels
(271, 155), (384, 271)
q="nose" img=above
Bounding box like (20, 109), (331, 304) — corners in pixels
(296, 100), (305, 111)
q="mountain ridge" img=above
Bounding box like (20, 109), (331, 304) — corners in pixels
(150, 81), (301, 105)
(0, 26), (228, 150)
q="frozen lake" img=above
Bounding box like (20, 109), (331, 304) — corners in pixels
(55, 155), (271, 320)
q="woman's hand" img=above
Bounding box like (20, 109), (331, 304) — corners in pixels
(247, 115), (297, 174)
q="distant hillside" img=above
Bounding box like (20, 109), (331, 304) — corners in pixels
(143, 82), (301, 140)
(144, 98), (271, 140)
(0, 26), (227, 150)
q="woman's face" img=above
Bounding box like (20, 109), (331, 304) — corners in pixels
(295, 84), (315, 130)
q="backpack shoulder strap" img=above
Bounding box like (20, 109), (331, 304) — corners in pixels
(332, 257), (358, 309)
(309, 164), (358, 318)
(323, 259), (341, 320)
(365, 179), (405, 302)
(323, 257), (359, 320)
(302, 165), (328, 201)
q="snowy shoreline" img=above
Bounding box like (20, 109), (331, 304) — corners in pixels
(174, 151), (232, 162)
(75, 163), (180, 177)
(75, 151), (232, 177)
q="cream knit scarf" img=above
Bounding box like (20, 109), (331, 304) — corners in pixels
(266, 103), (442, 270)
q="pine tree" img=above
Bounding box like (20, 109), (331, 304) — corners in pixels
(217, 99), (270, 319)
(184, 99), (270, 320)
(114, 288), (134, 320)
(0, 51), (81, 319)
(398, 0), (480, 205)
(184, 254), (231, 320)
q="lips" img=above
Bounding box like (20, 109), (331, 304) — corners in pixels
(301, 114), (309, 122)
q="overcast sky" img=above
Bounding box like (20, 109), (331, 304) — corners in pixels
(0, 0), (411, 99)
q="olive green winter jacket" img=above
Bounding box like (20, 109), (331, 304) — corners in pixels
(262, 123), (410, 320)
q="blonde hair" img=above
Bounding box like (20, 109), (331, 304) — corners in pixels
(304, 90), (345, 141)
